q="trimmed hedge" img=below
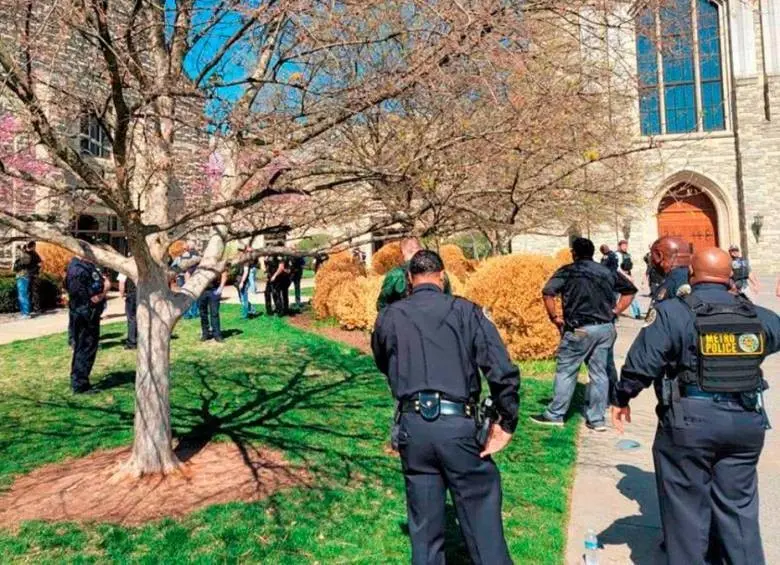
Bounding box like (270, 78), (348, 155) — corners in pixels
(440, 244), (474, 281)
(312, 248), (569, 360)
(36, 243), (75, 278)
(370, 243), (404, 276)
(0, 273), (63, 314)
(464, 254), (565, 360)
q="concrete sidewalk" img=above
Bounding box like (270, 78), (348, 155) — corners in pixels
(565, 280), (780, 564)
(0, 279), (313, 346)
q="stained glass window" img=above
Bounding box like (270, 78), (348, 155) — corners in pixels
(635, 0), (726, 135)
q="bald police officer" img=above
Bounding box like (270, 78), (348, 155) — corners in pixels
(372, 250), (519, 565)
(650, 236), (691, 304)
(611, 247), (780, 564)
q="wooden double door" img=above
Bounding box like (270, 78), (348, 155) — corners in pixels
(657, 184), (719, 253)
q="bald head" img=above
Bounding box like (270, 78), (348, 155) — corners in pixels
(690, 247), (732, 286)
(651, 236), (691, 274)
(400, 237), (422, 261)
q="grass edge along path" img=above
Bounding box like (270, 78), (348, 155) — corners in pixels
(0, 306), (581, 564)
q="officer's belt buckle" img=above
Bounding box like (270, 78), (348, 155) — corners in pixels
(417, 391), (441, 421)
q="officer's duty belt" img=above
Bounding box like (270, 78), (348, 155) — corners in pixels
(400, 396), (475, 418)
(681, 386), (741, 401)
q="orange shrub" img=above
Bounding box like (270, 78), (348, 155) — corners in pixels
(168, 240), (187, 259)
(465, 254), (562, 360)
(312, 271), (352, 319)
(36, 242), (75, 277)
(447, 272), (466, 296)
(330, 275), (384, 330)
(371, 242), (404, 275)
(440, 244), (473, 281)
(554, 248), (571, 265)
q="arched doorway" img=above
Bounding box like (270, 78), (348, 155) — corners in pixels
(657, 184), (719, 252)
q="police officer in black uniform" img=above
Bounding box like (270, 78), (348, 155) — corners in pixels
(372, 250), (519, 565)
(650, 236), (691, 304)
(66, 251), (109, 393)
(264, 255), (281, 316)
(611, 247), (780, 564)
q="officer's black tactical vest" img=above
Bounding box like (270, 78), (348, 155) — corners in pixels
(681, 294), (765, 393)
(731, 259), (749, 282)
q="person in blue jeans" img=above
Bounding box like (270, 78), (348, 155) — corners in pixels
(198, 270), (227, 342)
(12, 244), (32, 318)
(236, 262), (256, 318)
(531, 237), (638, 431)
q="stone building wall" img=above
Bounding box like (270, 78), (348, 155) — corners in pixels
(0, 1), (211, 270)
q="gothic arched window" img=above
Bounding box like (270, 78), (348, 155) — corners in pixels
(637, 0), (726, 136)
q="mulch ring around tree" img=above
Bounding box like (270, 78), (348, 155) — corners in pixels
(0, 442), (311, 528)
(287, 312), (371, 354)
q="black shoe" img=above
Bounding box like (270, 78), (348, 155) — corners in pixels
(124, 343), (137, 350)
(214, 335), (225, 343)
(529, 414), (564, 427)
(73, 386), (97, 395)
(200, 334), (212, 342)
(586, 421), (608, 432)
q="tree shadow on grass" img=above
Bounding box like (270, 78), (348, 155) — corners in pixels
(219, 329), (243, 339)
(92, 370), (136, 392)
(100, 332), (123, 340)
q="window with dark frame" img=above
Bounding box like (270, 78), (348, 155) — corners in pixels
(636, 0), (726, 136)
(79, 114), (111, 158)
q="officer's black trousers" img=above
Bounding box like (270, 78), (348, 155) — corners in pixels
(125, 294), (137, 347)
(264, 279), (275, 315)
(653, 397), (766, 565)
(398, 413), (513, 565)
(70, 307), (100, 391)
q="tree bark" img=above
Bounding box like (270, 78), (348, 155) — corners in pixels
(125, 276), (180, 476)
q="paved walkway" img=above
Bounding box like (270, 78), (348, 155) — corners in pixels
(565, 279), (780, 564)
(0, 280), (313, 346)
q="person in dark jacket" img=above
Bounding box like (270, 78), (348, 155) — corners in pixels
(289, 255), (306, 308)
(372, 250), (519, 565)
(650, 236), (692, 305)
(599, 244), (619, 272)
(66, 253), (110, 393)
(532, 237), (637, 431)
(25, 241), (42, 313)
(611, 247), (780, 564)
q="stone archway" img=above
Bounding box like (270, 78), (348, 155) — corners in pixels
(657, 184), (719, 252)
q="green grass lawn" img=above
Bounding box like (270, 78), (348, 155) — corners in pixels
(0, 307), (580, 564)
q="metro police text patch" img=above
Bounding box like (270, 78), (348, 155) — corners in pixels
(699, 332), (764, 356)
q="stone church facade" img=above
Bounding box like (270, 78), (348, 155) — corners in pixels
(513, 0), (780, 275)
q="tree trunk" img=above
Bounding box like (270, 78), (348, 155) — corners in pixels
(125, 277), (180, 476)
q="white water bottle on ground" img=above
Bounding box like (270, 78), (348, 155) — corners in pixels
(584, 529), (599, 565)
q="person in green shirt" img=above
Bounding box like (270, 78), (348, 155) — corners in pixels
(376, 238), (451, 310)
